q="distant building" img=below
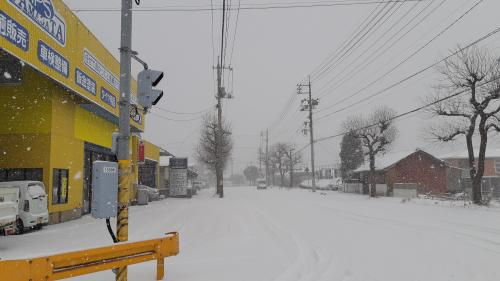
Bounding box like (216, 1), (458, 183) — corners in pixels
(351, 149), (463, 195)
(441, 148), (500, 177)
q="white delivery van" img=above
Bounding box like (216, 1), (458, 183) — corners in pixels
(0, 186), (19, 235)
(0, 181), (49, 233)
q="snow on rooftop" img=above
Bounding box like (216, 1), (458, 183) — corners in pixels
(440, 147), (500, 159)
(354, 150), (418, 172)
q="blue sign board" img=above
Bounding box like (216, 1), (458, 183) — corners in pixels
(100, 87), (116, 108)
(8, 0), (66, 46)
(0, 10), (29, 51)
(75, 68), (96, 96)
(38, 40), (69, 77)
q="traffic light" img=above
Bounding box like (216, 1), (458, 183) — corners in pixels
(138, 69), (164, 110)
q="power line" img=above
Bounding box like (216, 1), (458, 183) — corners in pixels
(295, 76), (500, 154)
(312, 1), (401, 82)
(314, 0), (441, 97)
(72, 0), (432, 12)
(308, 1), (386, 81)
(315, 0), (487, 120)
(228, 0), (242, 67)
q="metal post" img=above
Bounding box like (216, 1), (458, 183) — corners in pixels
(117, 0), (132, 280)
(308, 76), (316, 192)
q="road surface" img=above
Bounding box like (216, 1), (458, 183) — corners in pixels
(1, 187), (500, 281)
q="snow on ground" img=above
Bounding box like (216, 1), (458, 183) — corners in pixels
(1, 187), (500, 281)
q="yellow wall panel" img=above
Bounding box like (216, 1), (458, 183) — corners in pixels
(74, 107), (117, 149)
(0, 68), (52, 134)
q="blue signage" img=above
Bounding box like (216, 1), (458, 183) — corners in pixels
(8, 0), (66, 46)
(100, 87), (116, 108)
(38, 40), (69, 77)
(0, 10), (29, 51)
(75, 68), (96, 96)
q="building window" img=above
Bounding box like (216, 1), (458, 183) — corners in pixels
(0, 168), (43, 182)
(53, 169), (69, 204)
(495, 159), (500, 174)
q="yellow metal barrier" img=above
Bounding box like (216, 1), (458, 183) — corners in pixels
(0, 232), (179, 281)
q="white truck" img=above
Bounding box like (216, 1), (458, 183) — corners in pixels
(0, 181), (49, 234)
(0, 186), (19, 235)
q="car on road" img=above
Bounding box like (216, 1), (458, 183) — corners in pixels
(0, 181), (49, 234)
(0, 186), (19, 235)
(257, 179), (267, 190)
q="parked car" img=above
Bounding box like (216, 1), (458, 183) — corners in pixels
(139, 185), (160, 202)
(193, 181), (204, 191)
(0, 181), (49, 234)
(0, 186), (19, 235)
(257, 179), (267, 190)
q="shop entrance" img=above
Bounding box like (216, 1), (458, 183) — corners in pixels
(82, 142), (116, 214)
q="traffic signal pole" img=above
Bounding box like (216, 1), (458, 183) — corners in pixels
(117, 0), (132, 280)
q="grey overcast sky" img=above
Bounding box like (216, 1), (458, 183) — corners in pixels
(64, 0), (500, 173)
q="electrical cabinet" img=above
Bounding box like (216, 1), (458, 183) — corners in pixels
(91, 161), (118, 219)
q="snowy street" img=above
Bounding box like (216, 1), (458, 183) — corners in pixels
(2, 187), (500, 281)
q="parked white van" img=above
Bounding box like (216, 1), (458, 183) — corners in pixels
(0, 181), (49, 233)
(0, 186), (19, 235)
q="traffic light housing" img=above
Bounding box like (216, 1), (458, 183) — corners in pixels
(138, 69), (164, 110)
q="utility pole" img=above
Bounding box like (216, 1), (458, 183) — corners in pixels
(265, 129), (269, 186)
(259, 131), (263, 173)
(289, 147), (294, 188)
(297, 76), (318, 192)
(117, 0), (132, 280)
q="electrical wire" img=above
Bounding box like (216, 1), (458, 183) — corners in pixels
(314, 0), (440, 97)
(315, 0), (487, 120)
(71, 0), (432, 12)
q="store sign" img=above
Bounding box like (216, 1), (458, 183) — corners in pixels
(169, 157), (189, 197)
(0, 10), (29, 51)
(9, 0), (66, 46)
(83, 49), (120, 91)
(75, 68), (96, 96)
(38, 40), (68, 77)
(100, 87), (116, 108)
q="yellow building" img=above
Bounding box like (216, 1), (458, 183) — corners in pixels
(0, 0), (159, 223)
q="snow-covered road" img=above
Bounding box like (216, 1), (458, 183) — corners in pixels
(1, 187), (500, 281)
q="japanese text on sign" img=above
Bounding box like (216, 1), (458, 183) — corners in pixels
(83, 49), (120, 91)
(38, 40), (69, 77)
(0, 10), (29, 51)
(75, 68), (96, 96)
(8, 0), (66, 46)
(100, 87), (116, 108)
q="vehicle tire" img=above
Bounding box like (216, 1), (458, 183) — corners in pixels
(15, 219), (24, 235)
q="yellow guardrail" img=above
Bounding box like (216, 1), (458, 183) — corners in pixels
(0, 232), (179, 281)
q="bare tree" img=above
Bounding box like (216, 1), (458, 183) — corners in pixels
(343, 106), (398, 197)
(269, 143), (289, 187)
(196, 113), (233, 197)
(426, 46), (500, 204)
(283, 145), (302, 188)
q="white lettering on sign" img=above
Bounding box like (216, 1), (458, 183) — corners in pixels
(9, 0), (66, 46)
(83, 49), (120, 91)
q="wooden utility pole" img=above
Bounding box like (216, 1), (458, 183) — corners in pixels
(298, 76), (318, 192)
